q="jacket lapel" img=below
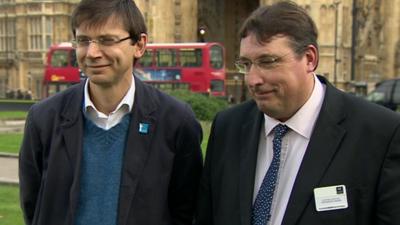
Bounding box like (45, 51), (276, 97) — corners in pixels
(59, 82), (85, 223)
(282, 77), (347, 225)
(118, 77), (158, 225)
(239, 103), (264, 225)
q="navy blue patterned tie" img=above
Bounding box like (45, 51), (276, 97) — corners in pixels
(252, 124), (289, 225)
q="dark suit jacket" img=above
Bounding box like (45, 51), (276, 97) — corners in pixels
(196, 76), (400, 225)
(19, 76), (203, 225)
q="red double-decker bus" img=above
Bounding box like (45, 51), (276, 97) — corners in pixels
(42, 42), (82, 98)
(136, 42), (225, 96)
(43, 42), (226, 98)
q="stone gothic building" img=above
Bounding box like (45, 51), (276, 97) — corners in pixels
(0, 0), (399, 99)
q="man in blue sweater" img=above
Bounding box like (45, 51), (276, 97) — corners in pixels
(19, 1), (203, 225)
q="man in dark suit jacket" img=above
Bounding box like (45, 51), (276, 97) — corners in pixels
(196, 2), (400, 225)
(19, 1), (202, 225)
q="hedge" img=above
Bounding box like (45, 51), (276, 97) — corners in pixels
(165, 90), (228, 121)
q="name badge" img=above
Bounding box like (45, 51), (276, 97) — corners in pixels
(314, 185), (348, 211)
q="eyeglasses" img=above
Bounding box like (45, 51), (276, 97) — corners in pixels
(234, 52), (292, 74)
(71, 36), (132, 48)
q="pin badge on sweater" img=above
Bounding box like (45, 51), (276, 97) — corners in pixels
(139, 123), (150, 134)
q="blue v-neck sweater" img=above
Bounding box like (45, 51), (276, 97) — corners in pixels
(75, 114), (131, 225)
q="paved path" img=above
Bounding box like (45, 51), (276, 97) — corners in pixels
(0, 155), (18, 185)
(0, 120), (25, 133)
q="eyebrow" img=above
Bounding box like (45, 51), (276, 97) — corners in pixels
(238, 53), (280, 61)
(75, 34), (120, 39)
(75, 35), (89, 38)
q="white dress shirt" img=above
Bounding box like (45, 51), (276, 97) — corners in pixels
(83, 77), (135, 130)
(253, 74), (326, 225)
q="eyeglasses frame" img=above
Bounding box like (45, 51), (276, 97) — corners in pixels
(234, 46), (308, 74)
(71, 36), (132, 48)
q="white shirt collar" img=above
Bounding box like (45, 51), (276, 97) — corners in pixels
(83, 76), (135, 117)
(264, 74), (326, 139)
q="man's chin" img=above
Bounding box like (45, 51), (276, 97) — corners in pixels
(255, 100), (279, 115)
(88, 76), (112, 87)
(255, 100), (272, 112)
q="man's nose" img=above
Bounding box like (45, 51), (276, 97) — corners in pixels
(245, 66), (263, 87)
(85, 42), (102, 58)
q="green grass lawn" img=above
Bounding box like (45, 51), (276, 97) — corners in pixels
(0, 133), (22, 155)
(0, 99), (35, 104)
(0, 111), (26, 155)
(0, 185), (24, 225)
(200, 120), (211, 156)
(0, 111), (27, 120)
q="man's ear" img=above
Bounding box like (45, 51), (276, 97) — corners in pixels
(134, 33), (147, 58)
(304, 44), (318, 72)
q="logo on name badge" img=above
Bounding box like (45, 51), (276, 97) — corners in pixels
(336, 186), (344, 194)
(139, 123), (149, 134)
(314, 185), (348, 212)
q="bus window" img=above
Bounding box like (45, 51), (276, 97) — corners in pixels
(51, 50), (69, 67)
(179, 48), (202, 67)
(70, 50), (78, 67)
(139, 49), (153, 67)
(210, 80), (224, 93)
(156, 49), (177, 67)
(210, 45), (224, 69)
